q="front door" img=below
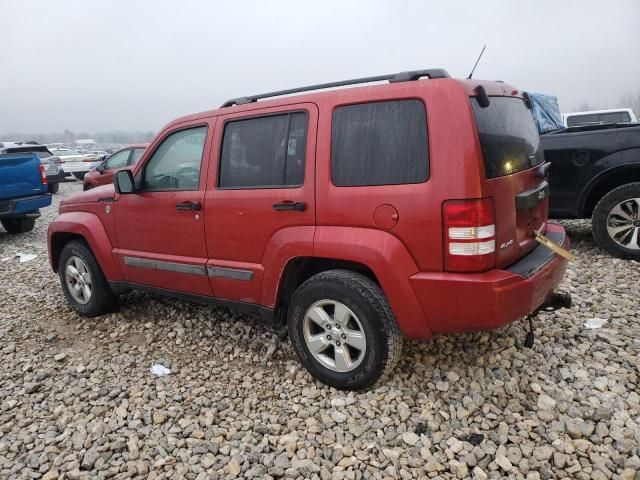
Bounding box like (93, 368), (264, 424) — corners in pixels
(204, 104), (317, 304)
(113, 122), (214, 296)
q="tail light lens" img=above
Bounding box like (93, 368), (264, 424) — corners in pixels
(39, 164), (48, 185)
(443, 198), (495, 272)
(82, 157), (95, 162)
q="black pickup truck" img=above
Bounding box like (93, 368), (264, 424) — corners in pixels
(542, 123), (640, 259)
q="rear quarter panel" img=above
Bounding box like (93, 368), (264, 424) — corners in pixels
(314, 79), (484, 272)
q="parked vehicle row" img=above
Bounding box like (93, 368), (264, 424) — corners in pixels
(50, 148), (101, 180)
(47, 69), (572, 390)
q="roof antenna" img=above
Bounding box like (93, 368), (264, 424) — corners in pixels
(467, 45), (487, 79)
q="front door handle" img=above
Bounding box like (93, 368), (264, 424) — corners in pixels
(273, 201), (306, 212)
(176, 201), (201, 211)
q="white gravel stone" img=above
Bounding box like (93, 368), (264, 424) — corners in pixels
(0, 184), (638, 479)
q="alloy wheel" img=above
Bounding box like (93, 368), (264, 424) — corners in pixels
(64, 255), (93, 304)
(302, 299), (367, 372)
(606, 198), (640, 250)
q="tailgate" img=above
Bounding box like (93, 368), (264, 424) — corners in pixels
(471, 95), (548, 268)
(485, 168), (548, 267)
(0, 154), (45, 201)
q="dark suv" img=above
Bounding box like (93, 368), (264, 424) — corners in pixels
(48, 69), (570, 390)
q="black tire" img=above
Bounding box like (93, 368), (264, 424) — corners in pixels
(58, 240), (117, 316)
(73, 172), (86, 181)
(1, 217), (35, 233)
(287, 269), (402, 391)
(48, 182), (60, 194)
(592, 182), (640, 260)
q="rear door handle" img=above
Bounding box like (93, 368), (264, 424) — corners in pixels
(176, 201), (201, 211)
(273, 201), (306, 212)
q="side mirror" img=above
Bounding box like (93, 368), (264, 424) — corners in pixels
(114, 169), (135, 194)
(96, 163), (105, 173)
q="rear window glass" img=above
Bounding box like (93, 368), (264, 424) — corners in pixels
(471, 97), (544, 179)
(566, 111), (631, 127)
(331, 100), (428, 186)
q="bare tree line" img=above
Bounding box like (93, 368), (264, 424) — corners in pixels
(574, 90), (640, 117)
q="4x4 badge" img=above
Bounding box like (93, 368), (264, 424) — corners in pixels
(500, 239), (514, 250)
(104, 205), (111, 214)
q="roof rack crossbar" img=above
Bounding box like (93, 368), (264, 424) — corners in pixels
(221, 68), (450, 107)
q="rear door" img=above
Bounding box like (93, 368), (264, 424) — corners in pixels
(471, 96), (548, 267)
(204, 103), (317, 304)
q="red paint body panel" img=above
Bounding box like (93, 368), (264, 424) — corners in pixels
(410, 223), (568, 334)
(313, 226), (431, 339)
(48, 210), (122, 279)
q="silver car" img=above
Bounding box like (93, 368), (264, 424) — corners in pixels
(50, 148), (101, 180)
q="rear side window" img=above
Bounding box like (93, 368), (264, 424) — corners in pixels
(471, 97), (544, 179)
(331, 100), (428, 187)
(219, 112), (307, 189)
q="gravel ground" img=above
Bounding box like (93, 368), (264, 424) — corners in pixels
(0, 181), (638, 480)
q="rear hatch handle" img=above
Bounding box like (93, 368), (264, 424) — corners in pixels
(516, 181), (549, 210)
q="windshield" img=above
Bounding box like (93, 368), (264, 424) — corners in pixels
(471, 96), (544, 179)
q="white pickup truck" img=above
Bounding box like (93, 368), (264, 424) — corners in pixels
(562, 108), (638, 127)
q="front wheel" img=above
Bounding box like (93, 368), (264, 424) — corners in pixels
(287, 270), (402, 391)
(58, 240), (117, 316)
(592, 182), (640, 260)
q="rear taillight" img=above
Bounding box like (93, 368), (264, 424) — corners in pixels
(443, 198), (495, 272)
(82, 158), (94, 162)
(39, 164), (48, 185)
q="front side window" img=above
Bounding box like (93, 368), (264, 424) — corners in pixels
(331, 100), (428, 187)
(143, 126), (207, 191)
(219, 112), (307, 189)
(105, 149), (131, 169)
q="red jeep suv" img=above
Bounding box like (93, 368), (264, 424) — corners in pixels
(48, 69), (570, 390)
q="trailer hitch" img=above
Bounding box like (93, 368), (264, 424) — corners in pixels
(524, 290), (572, 348)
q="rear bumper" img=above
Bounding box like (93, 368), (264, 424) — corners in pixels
(409, 222), (569, 336)
(0, 193), (51, 217)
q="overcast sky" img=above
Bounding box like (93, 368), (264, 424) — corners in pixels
(1, 0), (639, 134)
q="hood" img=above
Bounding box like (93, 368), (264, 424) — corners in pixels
(61, 184), (115, 208)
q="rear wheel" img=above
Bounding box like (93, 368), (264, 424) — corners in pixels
(58, 240), (117, 316)
(592, 183), (640, 260)
(1, 217), (35, 234)
(287, 270), (402, 391)
(48, 182), (60, 194)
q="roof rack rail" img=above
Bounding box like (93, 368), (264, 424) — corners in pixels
(221, 68), (450, 107)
